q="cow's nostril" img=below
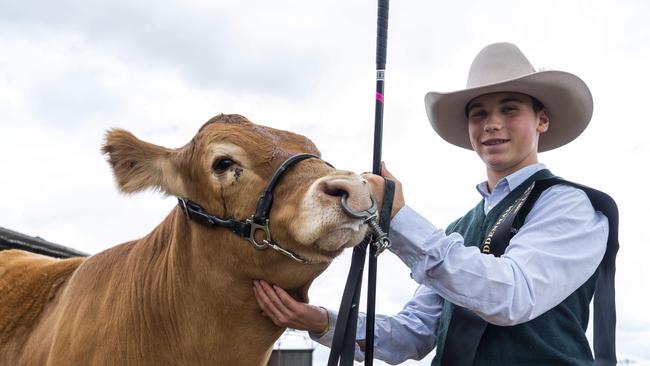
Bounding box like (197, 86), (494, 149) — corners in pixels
(319, 178), (370, 212)
(323, 187), (347, 197)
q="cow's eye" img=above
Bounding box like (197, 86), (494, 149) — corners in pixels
(212, 158), (234, 173)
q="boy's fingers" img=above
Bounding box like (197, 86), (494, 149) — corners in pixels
(261, 281), (298, 323)
(275, 285), (302, 312)
(259, 281), (285, 309)
(253, 281), (273, 310)
(380, 161), (396, 180)
(254, 281), (285, 320)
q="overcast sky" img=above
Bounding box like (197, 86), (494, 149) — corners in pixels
(1, 0), (649, 364)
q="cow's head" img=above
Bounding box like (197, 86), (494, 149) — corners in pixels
(101, 114), (372, 265)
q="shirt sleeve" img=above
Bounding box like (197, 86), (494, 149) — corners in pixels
(309, 285), (442, 364)
(389, 184), (609, 326)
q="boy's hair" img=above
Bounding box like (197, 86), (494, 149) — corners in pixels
(464, 95), (546, 117)
(531, 96), (545, 114)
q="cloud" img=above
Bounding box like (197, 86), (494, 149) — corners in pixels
(0, 0), (331, 97)
(1, 1), (650, 364)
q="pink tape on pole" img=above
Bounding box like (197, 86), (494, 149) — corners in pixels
(376, 92), (384, 103)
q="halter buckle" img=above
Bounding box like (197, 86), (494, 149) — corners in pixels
(177, 197), (191, 219)
(246, 218), (271, 250)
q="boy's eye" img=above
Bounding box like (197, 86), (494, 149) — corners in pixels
(502, 105), (517, 113)
(470, 110), (487, 119)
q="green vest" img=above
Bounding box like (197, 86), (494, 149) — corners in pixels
(432, 170), (598, 366)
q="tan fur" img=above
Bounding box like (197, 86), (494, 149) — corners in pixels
(0, 250), (83, 343)
(0, 114), (371, 365)
(0, 250), (84, 365)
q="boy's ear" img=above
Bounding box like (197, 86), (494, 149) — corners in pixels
(538, 108), (550, 133)
(101, 129), (186, 197)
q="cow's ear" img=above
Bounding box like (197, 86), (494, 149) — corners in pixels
(101, 129), (186, 197)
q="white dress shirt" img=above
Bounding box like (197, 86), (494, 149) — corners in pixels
(312, 164), (608, 364)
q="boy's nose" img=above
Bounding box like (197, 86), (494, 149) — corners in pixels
(484, 114), (503, 131)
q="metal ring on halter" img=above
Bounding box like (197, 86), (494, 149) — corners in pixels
(246, 219), (271, 250)
(340, 194), (377, 220)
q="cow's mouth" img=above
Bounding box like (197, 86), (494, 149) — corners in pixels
(292, 225), (366, 264)
(315, 222), (367, 252)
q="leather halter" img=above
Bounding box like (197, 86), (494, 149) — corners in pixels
(177, 153), (330, 264)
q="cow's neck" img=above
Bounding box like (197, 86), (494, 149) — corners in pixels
(130, 207), (327, 362)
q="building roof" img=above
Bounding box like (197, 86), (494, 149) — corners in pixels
(0, 226), (88, 258)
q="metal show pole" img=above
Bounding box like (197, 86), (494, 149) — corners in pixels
(365, 1), (389, 365)
(326, 2), (390, 364)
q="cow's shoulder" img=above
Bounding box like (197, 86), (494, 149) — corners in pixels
(0, 249), (84, 344)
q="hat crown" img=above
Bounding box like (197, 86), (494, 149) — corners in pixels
(466, 42), (536, 88)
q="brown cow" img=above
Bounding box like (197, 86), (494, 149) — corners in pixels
(0, 114), (373, 365)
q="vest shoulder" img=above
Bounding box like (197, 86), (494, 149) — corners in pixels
(446, 201), (484, 234)
(533, 178), (618, 212)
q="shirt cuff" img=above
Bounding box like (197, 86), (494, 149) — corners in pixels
(309, 308), (338, 346)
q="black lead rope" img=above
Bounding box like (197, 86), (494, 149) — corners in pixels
(328, 178), (395, 366)
(328, 240), (368, 366)
(365, 178), (394, 364)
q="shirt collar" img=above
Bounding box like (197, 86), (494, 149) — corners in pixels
(476, 163), (547, 199)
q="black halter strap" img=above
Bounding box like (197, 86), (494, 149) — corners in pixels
(252, 154), (324, 224)
(177, 197), (252, 237)
(177, 153), (328, 264)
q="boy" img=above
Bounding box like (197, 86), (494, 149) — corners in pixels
(253, 42), (616, 365)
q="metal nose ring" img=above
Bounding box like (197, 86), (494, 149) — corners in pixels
(340, 194), (377, 220)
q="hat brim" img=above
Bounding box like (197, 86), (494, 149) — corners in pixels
(424, 70), (593, 152)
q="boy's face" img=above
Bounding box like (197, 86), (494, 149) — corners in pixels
(466, 92), (549, 178)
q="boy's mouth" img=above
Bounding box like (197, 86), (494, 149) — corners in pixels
(482, 138), (510, 146)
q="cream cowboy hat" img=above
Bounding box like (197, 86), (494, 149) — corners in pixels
(424, 42), (593, 152)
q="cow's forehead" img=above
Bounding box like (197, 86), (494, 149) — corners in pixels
(193, 114), (320, 158)
(198, 114), (251, 132)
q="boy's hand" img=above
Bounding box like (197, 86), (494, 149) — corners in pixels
(362, 162), (405, 219)
(253, 280), (329, 334)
